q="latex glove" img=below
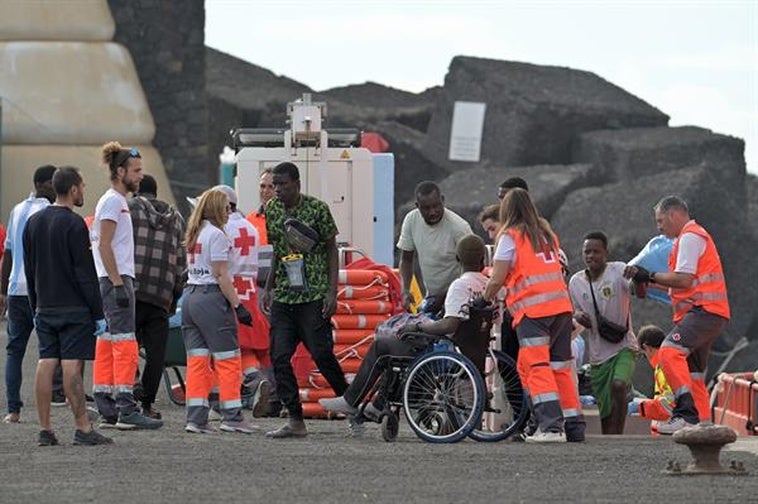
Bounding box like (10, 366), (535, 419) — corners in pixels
(627, 398), (644, 416)
(94, 318), (107, 337)
(114, 284), (129, 308)
(235, 303), (253, 326)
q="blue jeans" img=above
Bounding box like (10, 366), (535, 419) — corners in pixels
(5, 296), (63, 413)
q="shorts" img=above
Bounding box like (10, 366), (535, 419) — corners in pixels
(36, 310), (96, 360)
(661, 307), (727, 372)
(590, 347), (636, 419)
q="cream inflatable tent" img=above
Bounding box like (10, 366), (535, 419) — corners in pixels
(0, 0), (174, 221)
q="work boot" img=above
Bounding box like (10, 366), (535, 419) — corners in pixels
(266, 419), (308, 438)
(73, 429), (114, 445)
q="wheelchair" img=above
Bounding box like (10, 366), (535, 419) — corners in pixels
(354, 298), (528, 443)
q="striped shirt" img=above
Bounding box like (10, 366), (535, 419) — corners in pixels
(3, 193), (50, 296)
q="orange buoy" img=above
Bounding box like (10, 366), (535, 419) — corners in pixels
(338, 269), (389, 286)
(336, 300), (391, 315)
(337, 284), (389, 300)
(299, 387), (337, 402)
(332, 329), (375, 344)
(332, 314), (390, 329)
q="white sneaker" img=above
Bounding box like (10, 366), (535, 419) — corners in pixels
(525, 429), (567, 443)
(185, 422), (218, 434)
(657, 417), (696, 435)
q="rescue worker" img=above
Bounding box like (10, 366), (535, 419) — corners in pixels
(212, 185), (271, 417)
(182, 189), (255, 434)
(628, 325), (676, 435)
(483, 188), (584, 443)
(91, 142), (162, 430)
(625, 195), (729, 434)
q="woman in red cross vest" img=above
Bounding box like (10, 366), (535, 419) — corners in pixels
(483, 188), (584, 443)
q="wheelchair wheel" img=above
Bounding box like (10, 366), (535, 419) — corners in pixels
(402, 351), (484, 443)
(469, 350), (529, 442)
(381, 409), (399, 442)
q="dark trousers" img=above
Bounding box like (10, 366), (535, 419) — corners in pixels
(343, 333), (416, 406)
(5, 296), (62, 413)
(135, 300), (168, 408)
(270, 300), (347, 419)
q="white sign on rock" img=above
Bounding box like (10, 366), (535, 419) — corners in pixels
(448, 101), (486, 162)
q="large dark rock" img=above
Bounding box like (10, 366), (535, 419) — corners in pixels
(572, 126), (747, 205)
(422, 56), (669, 171)
(552, 166), (756, 344)
(435, 163), (595, 237)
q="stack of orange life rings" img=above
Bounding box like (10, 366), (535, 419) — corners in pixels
(296, 269), (393, 418)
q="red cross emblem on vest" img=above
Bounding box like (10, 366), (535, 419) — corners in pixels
(189, 243), (202, 264)
(234, 227), (256, 256)
(232, 275), (252, 296)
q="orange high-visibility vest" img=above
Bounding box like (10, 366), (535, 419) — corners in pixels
(504, 229), (573, 327)
(246, 210), (268, 245)
(668, 220), (730, 323)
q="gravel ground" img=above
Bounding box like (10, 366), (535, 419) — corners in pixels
(1, 320), (756, 503)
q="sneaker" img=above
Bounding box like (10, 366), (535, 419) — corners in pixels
(98, 416), (118, 429)
(362, 402), (383, 423)
(219, 419), (257, 434)
(319, 396), (358, 416)
(85, 394), (95, 402)
(185, 422), (218, 434)
(346, 416), (365, 438)
(208, 409), (222, 422)
(524, 429), (567, 444)
(265, 420), (308, 439)
(51, 392), (67, 407)
(266, 401), (283, 418)
(73, 429), (114, 445)
(251, 380), (272, 418)
(38, 430), (59, 446)
(657, 417), (696, 435)
(141, 406), (162, 420)
(3, 412), (21, 424)
(116, 411), (164, 430)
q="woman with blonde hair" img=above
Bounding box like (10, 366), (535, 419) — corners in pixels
(483, 188), (584, 443)
(182, 189), (254, 434)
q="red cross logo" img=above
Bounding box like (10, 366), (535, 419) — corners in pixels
(232, 275), (253, 295)
(234, 227), (256, 256)
(189, 243), (202, 264)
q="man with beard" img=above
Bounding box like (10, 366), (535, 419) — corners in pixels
(398, 181), (472, 314)
(90, 142), (162, 430)
(23, 167), (112, 445)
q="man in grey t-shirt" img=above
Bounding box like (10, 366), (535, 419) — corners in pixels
(397, 181), (472, 314)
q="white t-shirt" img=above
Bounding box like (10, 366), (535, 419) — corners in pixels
(444, 271), (490, 320)
(91, 188), (135, 278)
(187, 221), (231, 285)
(224, 212), (259, 300)
(674, 230), (706, 275)
(396, 208), (472, 296)
(568, 261), (638, 365)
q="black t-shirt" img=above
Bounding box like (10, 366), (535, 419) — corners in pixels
(23, 205), (103, 318)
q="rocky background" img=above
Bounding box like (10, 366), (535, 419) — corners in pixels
(110, 4), (756, 374)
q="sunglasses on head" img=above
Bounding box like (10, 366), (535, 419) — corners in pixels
(129, 147), (141, 158)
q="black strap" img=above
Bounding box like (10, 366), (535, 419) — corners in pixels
(585, 269), (603, 322)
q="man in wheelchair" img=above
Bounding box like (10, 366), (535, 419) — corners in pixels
(320, 234), (496, 418)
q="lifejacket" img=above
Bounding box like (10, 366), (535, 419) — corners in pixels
(504, 229), (573, 327)
(639, 353), (675, 421)
(668, 220), (730, 323)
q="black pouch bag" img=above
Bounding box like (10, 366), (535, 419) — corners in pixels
(587, 270), (628, 344)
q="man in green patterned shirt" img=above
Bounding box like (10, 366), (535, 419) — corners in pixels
(261, 162), (347, 438)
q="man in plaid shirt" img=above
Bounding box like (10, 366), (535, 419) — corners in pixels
(128, 174), (186, 419)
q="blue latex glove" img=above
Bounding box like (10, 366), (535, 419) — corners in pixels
(94, 318), (107, 337)
(627, 400), (641, 416)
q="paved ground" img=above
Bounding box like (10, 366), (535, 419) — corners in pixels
(1, 319), (756, 503)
